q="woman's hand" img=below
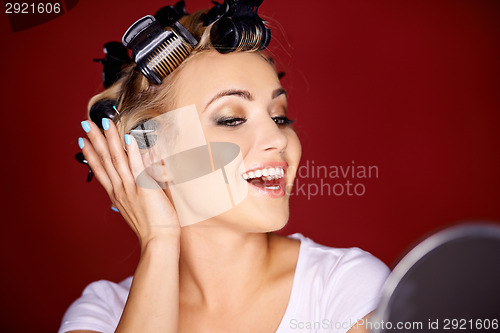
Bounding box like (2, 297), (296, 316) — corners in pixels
(79, 118), (180, 251)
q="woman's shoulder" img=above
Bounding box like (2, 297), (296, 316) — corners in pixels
(58, 276), (133, 333)
(83, 276), (133, 293)
(76, 276), (133, 305)
(289, 232), (389, 276)
(276, 233), (390, 331)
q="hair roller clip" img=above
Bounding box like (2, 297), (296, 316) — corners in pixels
(206, 0), (271, 54)
(75, 152), (94, 182)
(93, 42), (132, 88)
(130, 119), (159, 150)
(122, 15), (198, 84)
(155, 0), (189, 28)
(202, 0), (229, 26)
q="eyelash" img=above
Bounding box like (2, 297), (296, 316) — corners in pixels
(273, 116), (295, 126)
(217, 117), (246, 127)
(216, 116), (295, 127)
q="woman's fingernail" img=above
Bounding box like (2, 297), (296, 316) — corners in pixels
(111, 206), (119, 213)
(102, 118), (110, 130)
(81, 121), (91, 133)
(124, 134), (132, 145)
(78, 137), (85, 149)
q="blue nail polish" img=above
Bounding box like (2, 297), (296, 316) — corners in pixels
(78, 137), (85, 149)
(102, 118), (110, 130)
(124, 134), (131, 145)
(111, 206), (119, 213)
(81, 121), (91, 133)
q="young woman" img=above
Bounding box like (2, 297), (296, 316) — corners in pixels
(60, 2), (389, 332)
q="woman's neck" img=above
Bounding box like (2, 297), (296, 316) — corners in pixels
(178, 227), (273, 311)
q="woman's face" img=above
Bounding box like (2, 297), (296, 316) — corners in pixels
(171, 50), (302, 232)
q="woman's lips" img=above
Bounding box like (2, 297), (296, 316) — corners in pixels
(242, 164), (288, 198)
(246, 175), (286, 197)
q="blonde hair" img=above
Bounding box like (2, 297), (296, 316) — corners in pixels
(88, 9), (273, 144)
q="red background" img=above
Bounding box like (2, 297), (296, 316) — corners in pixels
(1, 0), (499, 332)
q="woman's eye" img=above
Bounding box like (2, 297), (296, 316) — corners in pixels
(273, 116), (295, 127)
(216, 117), (247, 127)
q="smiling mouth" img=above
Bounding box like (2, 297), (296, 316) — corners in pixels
(242, 167), (286, 192)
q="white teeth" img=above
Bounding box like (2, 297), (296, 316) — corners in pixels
(276, 168), (284, 177)
(242, 167), (286, 181)
(264, 185), (280, 190)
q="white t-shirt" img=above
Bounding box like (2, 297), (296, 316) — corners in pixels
(58, 234), (390, 333)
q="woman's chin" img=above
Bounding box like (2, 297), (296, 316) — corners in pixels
(191, 200), (290, 233)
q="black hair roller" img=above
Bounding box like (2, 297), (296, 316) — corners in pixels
(122, 15), (198, 85)
(89, 99), (119, 130)
(208, 0), (271, 54)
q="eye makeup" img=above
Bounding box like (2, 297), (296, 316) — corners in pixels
(208, 97), (294, 128)
(211, 105), (246, 127)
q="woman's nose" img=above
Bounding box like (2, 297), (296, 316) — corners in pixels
(255, 117), (288, 153)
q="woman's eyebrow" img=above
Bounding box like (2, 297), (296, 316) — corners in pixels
(203, 88), (287, 112)
(204, 89), (254, 112)
(272, 88), (287, 99)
